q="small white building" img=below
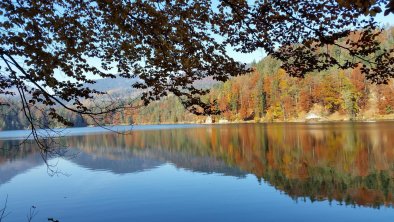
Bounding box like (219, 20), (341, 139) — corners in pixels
(218, 119), (229, 124)
(305, 113), (321, 121)
(205, 116), (213, 124)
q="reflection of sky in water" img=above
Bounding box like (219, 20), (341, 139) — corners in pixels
(1, 159), (393, 222)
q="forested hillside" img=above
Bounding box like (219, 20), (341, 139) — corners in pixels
(134, 28), (394, 123)
(133, 66), (394, 124)
(1, 27), (394, 130)
(132, 27), (394, 124)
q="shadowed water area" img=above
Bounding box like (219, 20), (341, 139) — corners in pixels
(0, 122), (393, 221)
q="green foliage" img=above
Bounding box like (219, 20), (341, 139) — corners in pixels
(385, 105), (394, 114)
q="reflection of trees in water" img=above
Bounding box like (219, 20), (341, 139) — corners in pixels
(0, 140), (37, 162)
(1, 123), (393, 208)
(66, 123), (392, 208)
(0, 140), (44, 184)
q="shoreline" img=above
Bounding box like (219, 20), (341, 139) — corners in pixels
(1, 118), (393, 133)
(131, 117), (394, 126)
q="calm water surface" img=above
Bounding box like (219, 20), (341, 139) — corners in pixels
(0, 122), (393, 221)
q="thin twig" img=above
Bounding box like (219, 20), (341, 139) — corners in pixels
(27, 206), (38, 222)
(0, 195), (10, 222)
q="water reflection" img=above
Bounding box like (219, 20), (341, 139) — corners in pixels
(0, 122), (393, 208)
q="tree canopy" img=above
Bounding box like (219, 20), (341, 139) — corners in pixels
(0, 0), (393, 134)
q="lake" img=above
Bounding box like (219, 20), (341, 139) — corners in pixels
(0, 122), (393, 221)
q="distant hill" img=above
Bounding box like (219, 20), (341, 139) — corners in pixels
(85, 76), (141, 98)
(86, 75), (220, 98)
